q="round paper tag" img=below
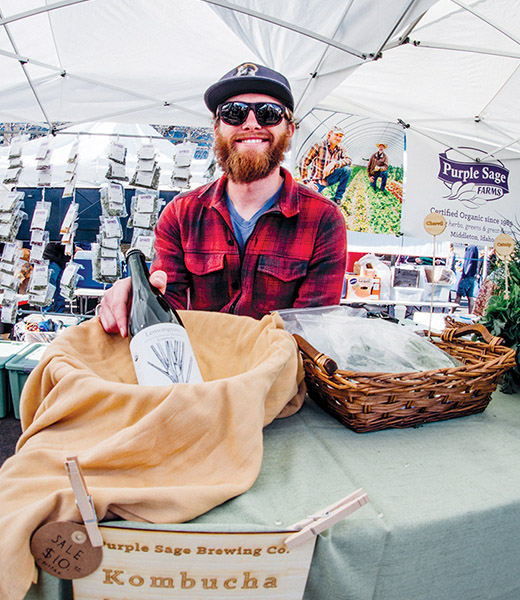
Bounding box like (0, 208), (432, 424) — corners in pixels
(30, 521), (103, 579)
(494, 233), (515, 257)
(423, 212), (447, 236)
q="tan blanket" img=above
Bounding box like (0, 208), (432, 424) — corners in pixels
(0, 311), (305, 600)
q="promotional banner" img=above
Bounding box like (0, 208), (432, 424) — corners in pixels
(295, 113), (405, 236)
(403, 130), (520, 245)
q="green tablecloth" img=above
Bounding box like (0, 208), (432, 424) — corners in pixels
(26, 390), (520, 600)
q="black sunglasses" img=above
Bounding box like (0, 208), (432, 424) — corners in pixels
(217, 101), (288, 127)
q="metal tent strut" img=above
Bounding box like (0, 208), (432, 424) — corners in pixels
(295, 0), (357, 114)
(0, 0), (92, 27)
(202, 0), (368, 59)
(451, 0), (520, 48)
(374, 0), (423, 58)
(0, 8), (54, 131)
(0, 0), (208, 126)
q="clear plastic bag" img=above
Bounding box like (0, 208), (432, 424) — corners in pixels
(60, 261), (84, 300)
(100, 183), (127, 217)
(91, 242), (122, 283)
(1, 241), (23, 264)
(279, 305), (461, 373)
(357, 253), (391, 299)
(0, 212), (27, 243)
(0, 190), (25, 212)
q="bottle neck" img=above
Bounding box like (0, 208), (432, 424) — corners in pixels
(126, 251), (150, 289)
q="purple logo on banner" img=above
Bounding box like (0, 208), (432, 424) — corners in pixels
(438, 147), (509, 208)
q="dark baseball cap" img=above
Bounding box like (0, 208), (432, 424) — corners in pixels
(204, 62), (294, 114)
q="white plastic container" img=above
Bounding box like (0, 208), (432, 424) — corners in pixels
(390, 265), (423, 301)
(420, 266), (455, 302)
(421, 282), (451, 302)
(392, 287), (424, 302)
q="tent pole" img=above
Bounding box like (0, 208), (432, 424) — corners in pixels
(384, 9), (429, 49)
(202, 0), (367, 59)
(67, 73), (172, 104)
(0, 46), (203, 109)
(295, 0), (358, 114)
(477, 64), (520, 120)
(405, 126), (479, 162)
(0, 0), (92, 27)
(0, 73), (58, 98)
(0, 48), (65, 73)
(52, 101), (209, 132)
(294, 0), (357, 113)
(374, 0), (422, 57)
(407, 40), (520, 59)
(0, 9), (54, 131)
(476, 132), (520, 162)
(53, 130), (206, 142)
(450, 0), (520, 47)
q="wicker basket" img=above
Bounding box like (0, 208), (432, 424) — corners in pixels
(294, 320), (516, 433)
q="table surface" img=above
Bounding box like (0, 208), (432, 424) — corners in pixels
(26, 389), (520, 600)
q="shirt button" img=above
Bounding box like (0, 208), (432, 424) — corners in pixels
(227, 239), (234, 246)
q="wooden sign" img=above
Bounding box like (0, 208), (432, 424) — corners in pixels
(423, 212), (447, 236)
(423, 212), (446, 338)
(73, 527), (317, 599)
(494, 233), (515, 257)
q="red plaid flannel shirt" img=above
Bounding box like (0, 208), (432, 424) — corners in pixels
(152, 168), (347, 320)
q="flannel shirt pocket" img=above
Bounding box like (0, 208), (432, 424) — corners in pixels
(185, 252), (225, 276)
(254, 256), (309, 313)
(184, 252), (231, 311)
(257, 256), (308, 281)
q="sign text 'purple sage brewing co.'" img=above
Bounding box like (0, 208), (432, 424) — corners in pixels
(438, 147), (510, 208)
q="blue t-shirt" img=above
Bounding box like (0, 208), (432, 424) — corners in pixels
(225, 184), (283, 252)
(462, 245), (479, 277)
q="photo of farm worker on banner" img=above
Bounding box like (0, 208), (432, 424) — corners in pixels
(368, 143), (389, 192)
(298, 128), (352, 205)
(296, 115), (404, 235)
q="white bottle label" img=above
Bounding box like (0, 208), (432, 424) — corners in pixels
(129, 322), (203, 385)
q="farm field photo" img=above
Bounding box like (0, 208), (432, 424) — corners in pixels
(296, 113), (405, 236)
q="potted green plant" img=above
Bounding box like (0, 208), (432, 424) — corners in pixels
(481, 236), (520, 393)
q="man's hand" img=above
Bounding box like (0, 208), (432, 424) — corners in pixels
(323, 163), (336, 178)
(98, 270), (168, 337)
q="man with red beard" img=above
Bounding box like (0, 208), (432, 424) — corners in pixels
(99, 63), (346, 334)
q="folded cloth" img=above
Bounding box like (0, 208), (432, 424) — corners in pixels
(0, 311), (305, 600)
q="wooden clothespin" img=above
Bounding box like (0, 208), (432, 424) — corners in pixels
(64, 456), (103, 547)
(284, 488), (369, 550)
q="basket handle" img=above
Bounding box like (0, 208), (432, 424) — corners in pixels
(441, 322), (504, 346)
(293, 334), (338, 375)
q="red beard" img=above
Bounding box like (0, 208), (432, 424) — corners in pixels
(214, 126), (292, 184)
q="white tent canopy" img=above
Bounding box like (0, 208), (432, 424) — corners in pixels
(1, 0), (518, 148)
(1, 0), (518, 166)
(0, 0), (437, 129)
(314, 0), (520, 160)
(2, 0), (518, 156)
(1, 0), (519, 257)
